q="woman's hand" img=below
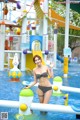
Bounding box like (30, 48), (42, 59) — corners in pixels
(24, 85), (30, 89)
(49, 62), (54, 68)
(46, 60), (54, 69)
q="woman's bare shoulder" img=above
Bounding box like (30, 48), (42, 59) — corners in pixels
(43, 65), (48, 69)
(33, 67), (37, 72)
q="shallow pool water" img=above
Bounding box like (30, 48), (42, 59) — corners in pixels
(0, 62), (80, 120)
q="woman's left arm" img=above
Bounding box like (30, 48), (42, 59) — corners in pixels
(47, 66), (53, 78)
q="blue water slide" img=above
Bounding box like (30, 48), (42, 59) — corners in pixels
(57, 54), (64, 63)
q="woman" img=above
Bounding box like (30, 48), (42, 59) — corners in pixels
(25, 55), (53, 113)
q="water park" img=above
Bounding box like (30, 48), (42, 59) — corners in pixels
(0, 0), (80, 120)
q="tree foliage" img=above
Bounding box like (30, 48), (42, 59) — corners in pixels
(49, 0), (80, 55)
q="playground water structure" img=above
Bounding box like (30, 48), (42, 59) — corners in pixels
(0, 62), (80, 120)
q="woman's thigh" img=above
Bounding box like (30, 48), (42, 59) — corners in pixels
(37, 88), (44, 103)
(43, 90), (52, 104)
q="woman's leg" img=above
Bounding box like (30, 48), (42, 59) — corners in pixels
(37, 88), (46, 114)
(41, 90), (52, 114)
(37, 88), (44, 103)
(43, 89), (52, 104)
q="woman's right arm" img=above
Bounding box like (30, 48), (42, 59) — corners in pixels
(25, 69), (37, 89)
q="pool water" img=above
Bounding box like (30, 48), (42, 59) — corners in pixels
(0, 62), (80, 120)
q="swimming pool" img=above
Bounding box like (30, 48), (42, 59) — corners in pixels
(0, 62), (80, 120)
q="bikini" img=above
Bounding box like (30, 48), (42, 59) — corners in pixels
(36, 72), (52, 95)
(36, 72), (48, 79)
